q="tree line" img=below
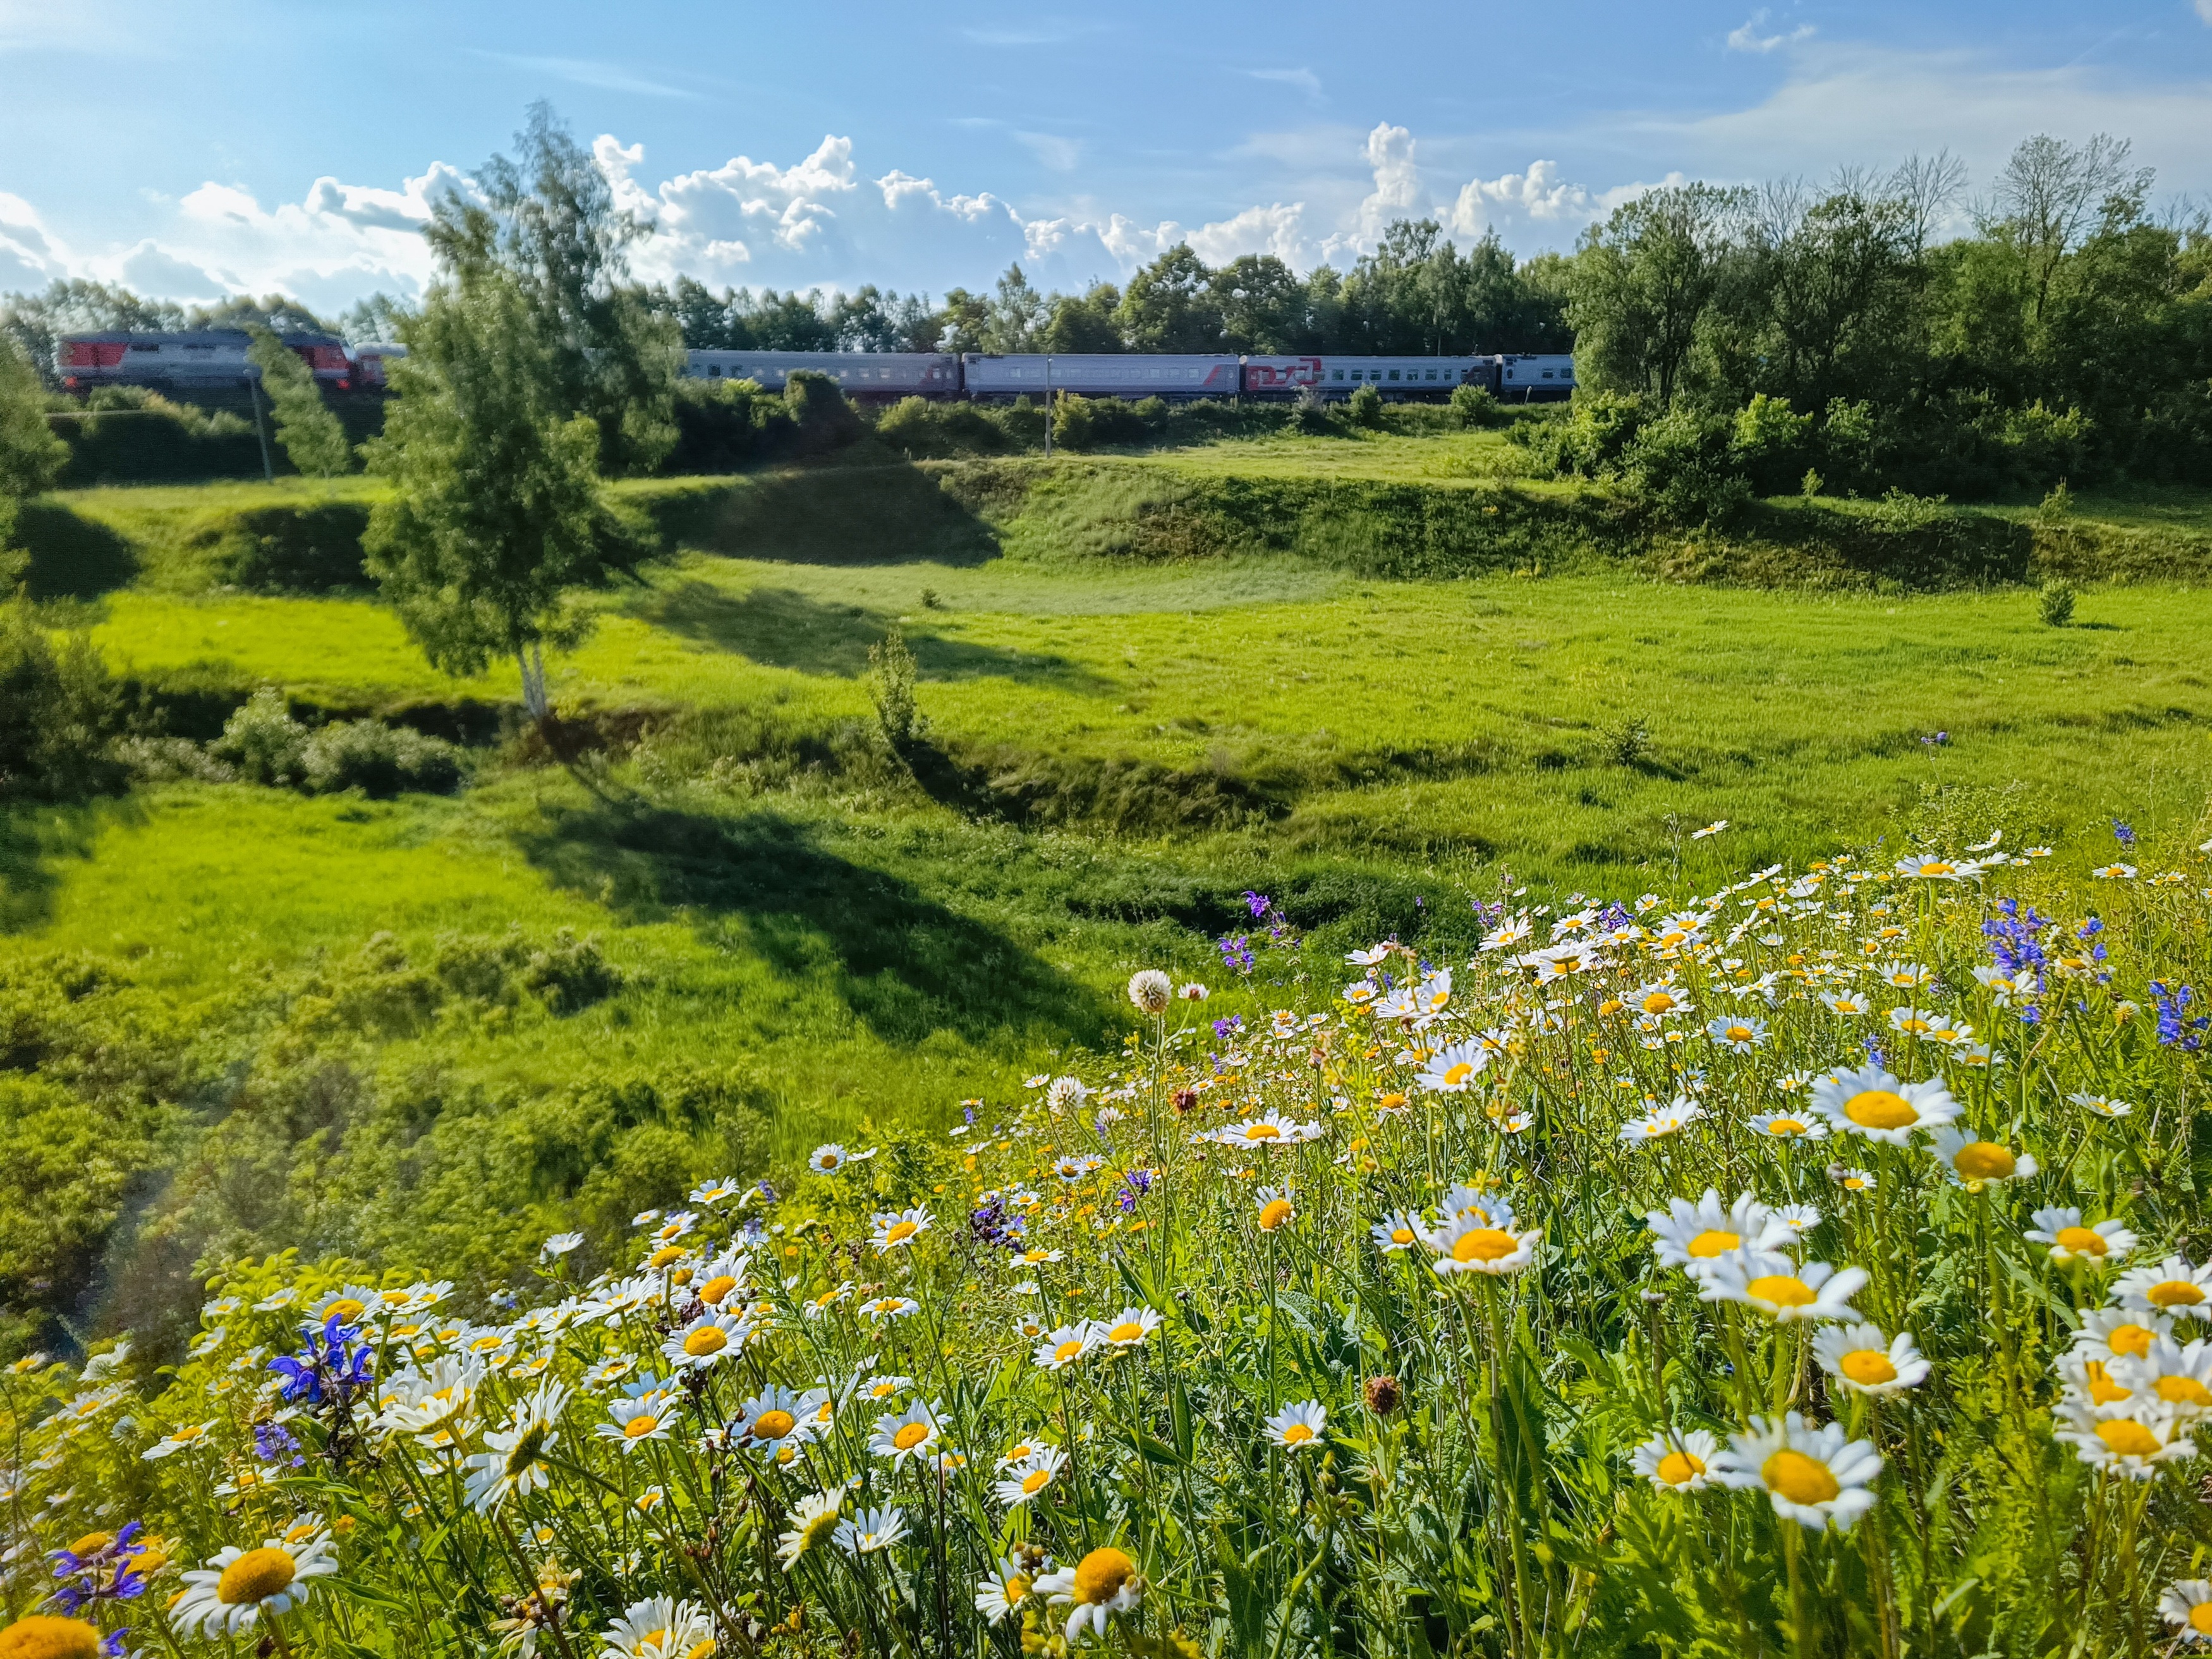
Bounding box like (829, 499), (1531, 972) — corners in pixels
(648, 221), (1574, 358)
(1558, 136), (2212, 497)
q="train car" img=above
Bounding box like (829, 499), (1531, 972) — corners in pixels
(1243, 355), (1485, 400)
(961, 353), (1239, 401)
(681, 350), (958, 398)
(1493, 353), (1576, 400)
(56, 329), (355, 391)
(351, 341), (408, 389)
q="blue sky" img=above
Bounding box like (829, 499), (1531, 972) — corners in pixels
(3, 0), (2210, 313)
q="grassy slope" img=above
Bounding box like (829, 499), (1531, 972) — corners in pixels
(16, 439), (2212, 1153)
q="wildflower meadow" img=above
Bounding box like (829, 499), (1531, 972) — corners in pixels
(6, 827), (2211, 1659)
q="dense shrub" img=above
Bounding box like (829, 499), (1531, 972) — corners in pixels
(1450, 382), (1504, 428)
(1346, 382), (1385, 428)
(210, 688), (464, 796)
(782, 370), (862, 454)
(1049, 392), (1150, 450)
(300, 717), (465, 796)
(1623, 406), (1752, 525)
(0, 600), (122, 801)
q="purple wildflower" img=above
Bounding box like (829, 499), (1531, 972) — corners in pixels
(269, 1313), (374, 1411)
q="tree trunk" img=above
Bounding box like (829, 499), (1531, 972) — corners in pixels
(518, 640), (549, 724)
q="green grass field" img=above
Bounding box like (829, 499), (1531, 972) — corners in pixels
(8, 436), (2212, 1330)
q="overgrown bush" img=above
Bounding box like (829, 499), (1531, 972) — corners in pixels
(1049, 392), (1149, 451)
(210, 688), (464, 796)
(1729, 392), (1814, 494)
(1450, 382), (1503, 428)
(782, 370), (862, 454)
(1622, 406), (1751, 525)
(0, 600), (122, 801)
(1346, 382), (1385, 428)
(2039, 578), (2078, 626)
(866, 623), (924, 748)
(300, 718), (465, 796)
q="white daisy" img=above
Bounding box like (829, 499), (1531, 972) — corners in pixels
(2024, 1208), (2136, 1266)
(1810, 1064), (1960, 1145)
(1632, 1429), (1720, 1492)
(1711, 1413), (1881, 1531)
(1812, 1324), (1929, 1397)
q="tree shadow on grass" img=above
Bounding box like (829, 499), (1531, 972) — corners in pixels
(635, 580), (1112, 690)
(513, 796), (1110, 1050)
(0, 800), (128, 933)
(15, 501), (138, 599)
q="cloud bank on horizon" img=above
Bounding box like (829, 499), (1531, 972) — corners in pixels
(3, 8), (2211, 315)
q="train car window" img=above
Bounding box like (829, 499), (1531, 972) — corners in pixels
(1542, 370), (1554, 379)
(1388, 370), (1400, 381)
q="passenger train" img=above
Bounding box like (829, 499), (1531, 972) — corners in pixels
(57, 331), (1573, 403)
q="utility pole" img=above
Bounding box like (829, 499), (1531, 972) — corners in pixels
(1043, 355), (1053, 456)
(248, 370), (274, 483)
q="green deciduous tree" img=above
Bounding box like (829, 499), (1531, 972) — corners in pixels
(1571, 183), (1754, 406)
(363, 268), (635, 722)
(427, 102), (683, 475)
(0, 336), (66, 578)
(245, 326), (352, 477)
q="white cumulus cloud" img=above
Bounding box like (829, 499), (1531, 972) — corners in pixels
(1727, 9), (1816, 53)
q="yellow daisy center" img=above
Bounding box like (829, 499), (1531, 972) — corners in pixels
(1258, 1200), (1293, 1232)
(1280, 1422), (1315, 1445)
(1004, 1575), (1030, 1603)
(684, 1327), (727, 1358)
(1072, 1547), (1136, 1606)
(1766, 1119), (1807, 1136)
(2108, 1323), (2156, 1359)
(2192, 1604), (2212, 1636)
(66, 1533), (114, 1558)
(1641, 992), (1676, 1014)
(1054, 1340), (1084, 1363)
(624, 1414), (660, 1438)
(2096, 1419), (2161, 1457)
(1390, 1227), (1416, 1245)
(892, 1422), (932, 1451)
(751, 1410), (795, 1440)
(1655, 1450), (1705, 1486)
(2082, 1360), (2130, 1404)
(1723, 1026), (1754, 1042)
(0, 1616), (104, 1659)
(1244, 1124), (1282, 1141)
(1107, 1320), (1146, 1343)
(1761, 1450), (1840, 1507)
(1840, 1350), (1897, 1387)
(884, 1221), (918, 1246)
(1686, 1229), (1741, 1258)
(1452, 1228), (1517, 1263)
(2149, 1280), (2206, 1308)
(1952, 1143), (2016, 1181)
(216, 1547), (298, 1606)
(1021, 1468), (1052, 1494)
(1844, 1090), (1916, 1129)
(324, 1297), (367, 1323)
(699, 1275), (738, 1306)
(1746, 1275), (1815, 1310)
(2158, 1376), (2212, 1409)
(648, 1246), (683, 1270)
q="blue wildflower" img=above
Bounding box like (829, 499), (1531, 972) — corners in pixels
(49, 1520), (150, 1613)
(2113, 820), (2136, 848)
(269, 1313), (374, 1411)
